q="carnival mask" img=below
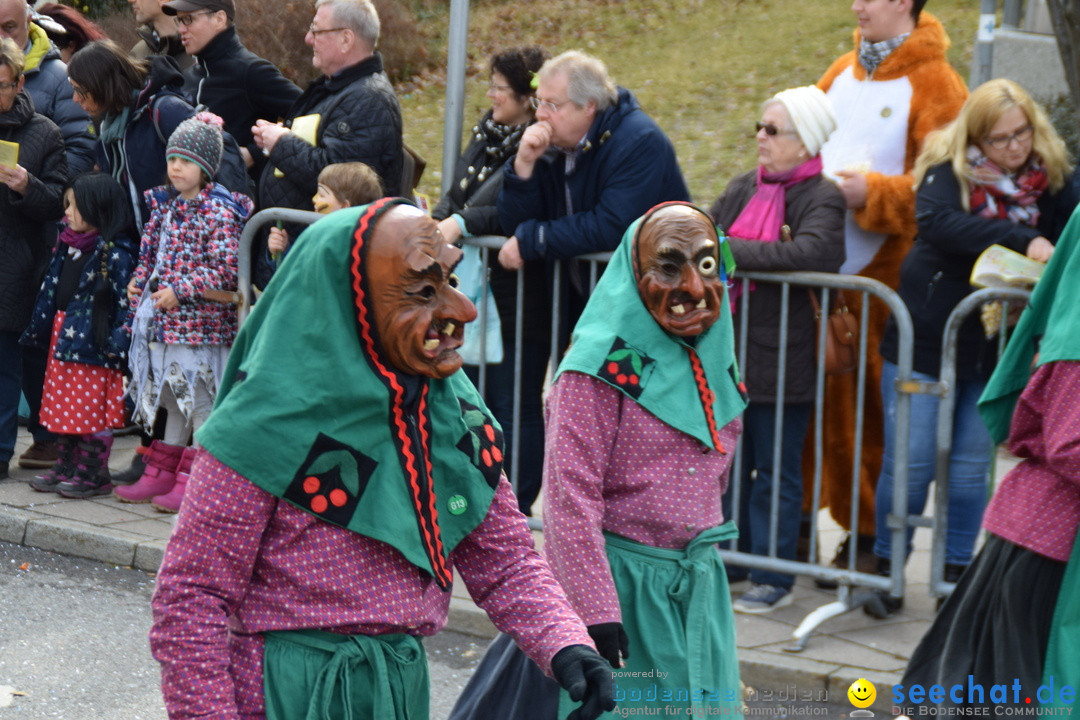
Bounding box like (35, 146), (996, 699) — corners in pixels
(635, 204), (724, 337)
(367, 205), (477, 378)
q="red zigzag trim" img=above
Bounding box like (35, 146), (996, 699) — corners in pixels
(687, 348), (725, 453)
(350, 199), (452, 589)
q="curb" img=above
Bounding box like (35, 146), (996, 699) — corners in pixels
(0, 503), (900, 713)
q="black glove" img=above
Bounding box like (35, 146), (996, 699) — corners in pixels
(587, 622), (629, 669)
(551, 644), (616, 720)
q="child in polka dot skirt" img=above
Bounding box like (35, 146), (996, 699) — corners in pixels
(20, 173), (138, 498)
(118, 112), (253, 513)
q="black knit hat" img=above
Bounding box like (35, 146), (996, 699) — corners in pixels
(166, 112), (225, 180)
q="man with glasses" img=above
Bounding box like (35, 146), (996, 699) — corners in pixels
(250, 0), (402, 289)
(0, 0), (92, 473)
(497, 51), (689, 278)
(130, 0), (194, 77)
(162, 0), (300, 183)
(809, 0), (968, 584)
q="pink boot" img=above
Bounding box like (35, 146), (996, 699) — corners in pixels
(114, 441), (184, 503)
(151, 446), (197, 513)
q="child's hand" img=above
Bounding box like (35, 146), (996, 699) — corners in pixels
(152, 286), (179, 310)
(268, 226), (290, 256)
(127, 277), (142, 303)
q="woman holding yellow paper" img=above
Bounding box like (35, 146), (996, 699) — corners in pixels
(0, 38), (68, 480)
(869, 80), (1078, 616)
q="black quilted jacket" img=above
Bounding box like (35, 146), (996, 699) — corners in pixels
(257, 52), (402, 210)
(0, 91), (68, 332)
(254, 52), (402, 288)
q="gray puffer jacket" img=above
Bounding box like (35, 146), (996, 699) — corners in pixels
(0, 92), (68, 332)
(709, 170), (846, 404)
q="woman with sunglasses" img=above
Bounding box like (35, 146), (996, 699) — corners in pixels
(431, 45), (550, 517)
(708, 85), (846, 614)
(869, 79), (1079, 621)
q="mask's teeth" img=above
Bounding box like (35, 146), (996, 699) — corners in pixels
(671, 304), (686, 316)
(423, 338), (440, 352)
(696, 299), (707, 309)
(443, 322), (456, 336)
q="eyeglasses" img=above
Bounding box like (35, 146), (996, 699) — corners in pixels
(69, 83), (87, 98)
(174, 10), (216, 27)
(488, 82), (513, 94)
(0, 81), (18, 94)
(984, 125), (1033, 150)
(308, 24), (349, 36)
(529, 96), (569, 113)
(756, 122), (796, 137)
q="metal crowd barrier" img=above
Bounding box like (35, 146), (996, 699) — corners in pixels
(236, 207), (324, 325)
(721, 271), (914, 651)
(924, 286), (1031, 600)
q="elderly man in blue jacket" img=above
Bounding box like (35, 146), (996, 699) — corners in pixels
(491, 49), (689, 516)
(497, 50), (689, 268)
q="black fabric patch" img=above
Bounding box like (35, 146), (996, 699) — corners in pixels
(455, 398), (504, 489)
(597, 338), (654, 400)
(284, 433), (377, 526)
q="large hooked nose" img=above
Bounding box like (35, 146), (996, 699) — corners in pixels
(442, 283), (478, 326)
(679, 263), (706, 300)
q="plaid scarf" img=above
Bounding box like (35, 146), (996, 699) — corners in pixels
(857, 33), (909, 75)
(966, 146), (1047, 227)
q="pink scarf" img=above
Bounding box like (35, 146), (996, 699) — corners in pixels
(59, 224), (100, 254)
(727, 155), (823, 242)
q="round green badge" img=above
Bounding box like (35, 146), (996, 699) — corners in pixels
(447, 494), (468, 515)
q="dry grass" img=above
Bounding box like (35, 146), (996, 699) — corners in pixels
(95, 0), (978, 204)
(399, 0), (977, 203)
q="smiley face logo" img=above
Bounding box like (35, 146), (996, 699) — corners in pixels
(848, 678), (876, 709)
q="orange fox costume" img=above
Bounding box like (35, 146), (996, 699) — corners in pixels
(808, 13), (968, 536)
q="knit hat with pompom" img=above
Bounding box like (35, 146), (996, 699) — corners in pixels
(166, 111), (225, 180)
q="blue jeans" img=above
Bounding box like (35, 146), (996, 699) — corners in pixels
(724, 402), (811, 589)
(873, 360), (991, 566)
(0, 330), (23, 463)
(465, 338), (548, 516)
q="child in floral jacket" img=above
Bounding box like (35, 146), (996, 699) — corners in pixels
(118, 112), (253, 513)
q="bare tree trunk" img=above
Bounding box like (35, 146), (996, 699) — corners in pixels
(1046, 0), (1080, 116)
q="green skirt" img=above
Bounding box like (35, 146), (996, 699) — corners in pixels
(263, 629), (430, 720)
(1041, 530), (1080, 709)
(559, 523), (743, 719)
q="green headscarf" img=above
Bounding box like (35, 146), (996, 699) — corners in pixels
(979, 205), (1080, 444)
(196, 198), (501, 590)
(555, 202), (747, 450)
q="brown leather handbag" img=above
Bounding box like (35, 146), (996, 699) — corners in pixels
(807, 288), (859, 375)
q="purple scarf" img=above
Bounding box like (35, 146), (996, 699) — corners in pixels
(727, 155), (823, 242)
(59, 225), (100, 254)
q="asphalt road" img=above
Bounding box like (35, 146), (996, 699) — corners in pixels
(0, 542), (861, 719)
(0, 542), (485, 719)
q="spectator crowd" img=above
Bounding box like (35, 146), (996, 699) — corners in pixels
(2, 0), (1080, 716)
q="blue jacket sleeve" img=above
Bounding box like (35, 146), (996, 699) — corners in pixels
(46, 73), (96, 176)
